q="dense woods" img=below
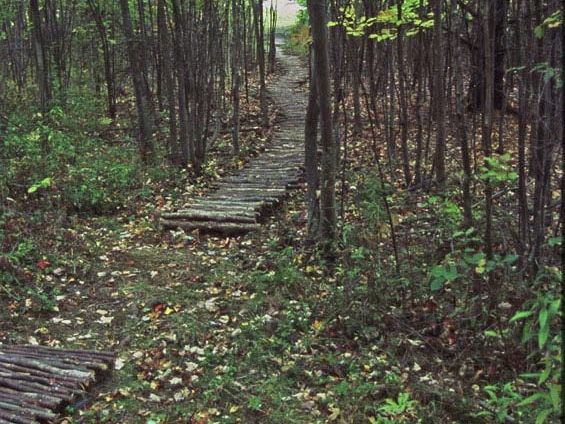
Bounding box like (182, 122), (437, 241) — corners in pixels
(0, 0), (563, 422)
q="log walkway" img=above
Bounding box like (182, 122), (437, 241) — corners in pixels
(161, 46), (307, 235)
(0, 345), (115, 423)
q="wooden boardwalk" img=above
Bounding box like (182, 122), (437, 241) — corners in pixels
(0, 345), (115, 423)
(161, 48), (307, 235)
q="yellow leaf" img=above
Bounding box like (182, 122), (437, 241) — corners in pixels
(164, 307), (174, 315)
(229, 405), (239, 413)
(311, 320), (324, 331)
(475, 258), (486, 274)
(328, 403), (341, 420)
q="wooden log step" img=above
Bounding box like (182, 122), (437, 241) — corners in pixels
(207, 191), (283, 201)
(172, 205), (258, 217)
(161, 210), (257, 224)
(161, 220), (260, 235)
(217, 187), (287, 195)
(240, 168), (300, 175)
(160, 45), (308, 235)
(221, 178), (299, 186)
(203, 199), (277, 209)
(242, 166), (301, 173)
(0, 345), (115, 423)
(216, 183), (288, 191)
(184, 202), (262, 212)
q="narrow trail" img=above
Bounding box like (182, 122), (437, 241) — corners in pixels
(161, 47), (308, 235)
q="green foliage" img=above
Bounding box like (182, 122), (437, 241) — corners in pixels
(480, 153), (518, 185)
(534, 10), (562, 39)
(422, 195), (463, 231)
(530, 61), (563, 88)
(374, 392), (419, 423)
(0, 100), (159, 215)
(328, 0), (434, 41)
(283, 12), (310, 55)
(478, 274), (562, 423)
(28, 177), (53, 194)
(358, 171), (390, 226)
(428, 227), (519, 291)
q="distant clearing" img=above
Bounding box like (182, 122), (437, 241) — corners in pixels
(264, 0), (304, 29)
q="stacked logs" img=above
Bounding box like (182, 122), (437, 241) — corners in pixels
(160, 49), (307, 236)
(0, 345), (115, 423)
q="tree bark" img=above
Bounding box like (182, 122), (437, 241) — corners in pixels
(308, 0), (336, 255)
(482, 0), (495, 260)
(432, 0), (446, 185)
(305, 47), (320, 242)
(88, 0), (117, 120)
(119, 0), (155, 165)
(253, 0), (268, 127)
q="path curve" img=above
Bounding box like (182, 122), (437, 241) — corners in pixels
(161, 47), (308, 235)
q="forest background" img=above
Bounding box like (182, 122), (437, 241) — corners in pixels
(0, 0), (562, 423)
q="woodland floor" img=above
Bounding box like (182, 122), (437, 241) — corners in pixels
(0, 44), (559, 424)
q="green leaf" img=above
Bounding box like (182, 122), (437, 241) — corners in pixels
(430, 278), (443, 291)
(549, 299), (560, 315)
(539, 308), (548, 330)
(534, 25), (544, 39)
(520, 372), (541, 379)
(445, 265), (458, 280)
(538, 320), (549, 349)
(28, 177), (53, 194)
(517, 392), (544, 406)
(534, 408), (552, 424)
(538, 362), (551, 385)
(547, 236), (562, 247)
(509, 310), (534, 323)
(549, 383), (561, 410)
(502, 254), (519, 264)
(507, 65), (527, 73)
(431, 265), (446, 278)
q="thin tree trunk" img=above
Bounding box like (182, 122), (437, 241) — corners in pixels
(305, 48), (320, 243)
(231, 0), (241, 154)
(453, 14), (473, 228)
(157, 0), (179, 165)
(88, 0), (117, 120)
(432, 0), (446, 186)
(253, 0), (268, 126)
(119, 0), (155, 164)
(482, 0), (495, 260)
(397, 0), (411, 187)
(308, 0), (336, 255)
(29, 0), (51, 156)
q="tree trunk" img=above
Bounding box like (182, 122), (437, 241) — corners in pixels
(231, 0), (242, 154)
(397, 1), (411, 187)
(157, 0), (180, 165)
(482, 0), (495, 260)
(29, 0), (51, 118)
(308, 0), (336, 255)
(253, 0), (268, 127)
(432, 0), (446, 185)
(454, 21), (473, 229)
(118, 0), (155, 165)
(88, 0), (117, 120)
(29, 0), (51, 157)
(467, 0), (507, 112)
(305, 48), (320, 243)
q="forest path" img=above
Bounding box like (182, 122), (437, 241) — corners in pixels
(160, 46), (308, 235)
